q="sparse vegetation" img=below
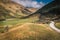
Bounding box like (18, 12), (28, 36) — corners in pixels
(0, 0), (60, 40)
(0, 27), (4, 33)
(0, 17), (38, 33)
(0, 23), (60, 40)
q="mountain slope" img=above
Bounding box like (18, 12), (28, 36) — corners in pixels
(22, 0), (60, 22)
(0, 23), (60, 40)
(0, 0), (32, 20)
(28, 8), (38, 13)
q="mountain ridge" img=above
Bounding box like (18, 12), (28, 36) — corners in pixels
(0, 0), (32, 20)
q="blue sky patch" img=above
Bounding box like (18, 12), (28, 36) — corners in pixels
(12, 0), (53, 8)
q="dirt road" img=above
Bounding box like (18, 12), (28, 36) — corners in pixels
(49, 21), (60, 33)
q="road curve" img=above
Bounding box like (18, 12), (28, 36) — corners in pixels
(49, 21), (60, 33)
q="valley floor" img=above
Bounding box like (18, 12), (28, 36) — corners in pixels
(0, 18), (60, 40)
(0, 22), (60, 40)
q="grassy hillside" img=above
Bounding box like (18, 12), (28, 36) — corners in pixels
(28, 8), (38, 13)
(0, 16), (39, 33)
(0, 0), (32, 19)
(0, 23), (60, 40)
(56, 23), (60, 29)
(0, 0), (60, 40)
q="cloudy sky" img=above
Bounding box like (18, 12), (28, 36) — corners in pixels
(12, 0), (53, 8)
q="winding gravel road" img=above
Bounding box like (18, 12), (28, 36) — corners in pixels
(49, 21), (60, 33)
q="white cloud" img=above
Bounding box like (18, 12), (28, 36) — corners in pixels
(12, 0), (45, 8)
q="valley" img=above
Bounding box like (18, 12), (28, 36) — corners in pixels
(0, 0), (60, 40)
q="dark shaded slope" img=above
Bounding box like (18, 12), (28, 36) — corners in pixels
(38, 0), (60, 22)
(22, 0), (60, 22)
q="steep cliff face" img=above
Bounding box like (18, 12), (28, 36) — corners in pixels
(0, 0), (31, 20)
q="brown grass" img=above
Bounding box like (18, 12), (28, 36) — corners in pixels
(0, 23), (60, 40)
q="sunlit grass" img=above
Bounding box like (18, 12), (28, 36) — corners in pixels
(0, 17), (38, 26)
(56, 23), (60, 29)
(0, 23), (60, 40)
(0, 17), (38, 33)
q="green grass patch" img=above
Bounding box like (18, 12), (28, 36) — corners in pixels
(56, 23), (60, 29)
(0, 17), (38, 26)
